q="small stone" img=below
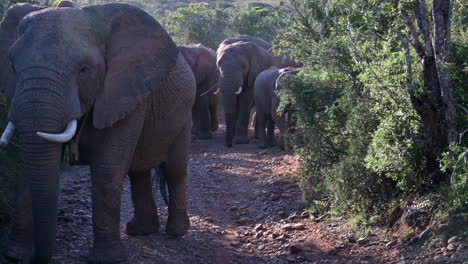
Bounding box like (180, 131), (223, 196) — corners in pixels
(447, 236), (460, 244)
(300, 211), (310, 218)
(272, 233), (280, 239)
(235, 218), (248, 225)
(258, 244), (265, 250)
(289, 244), (302, 254)
(386, 241), (397, 247)
(271, 193), (281, 201)
(446, 243), (456, 251)
(357, 237), (368, 246)
(281, 224), (293, 231)
(292, 223), (306, 230)
(254, 224), (265, 231)
(255, 232), (263, 239)
(230, 240), (241, 247)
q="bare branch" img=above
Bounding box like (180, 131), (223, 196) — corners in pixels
(456, 103), (468, 114)
(414, 0), (434, 57)
(401, 10), (426, 59)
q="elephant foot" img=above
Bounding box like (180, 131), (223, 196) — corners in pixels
(233, 137), (249, 144)
(125, 216), (160, 236)
(258, 143), (268, 149)
(2, 241), (33, 263)
(197, 132), (213, 140)
(211, 122), (219, 132)
(87, 242), (127, 264)
(166, 209), (190, 237)
(267, 138), (276, 147)
(225, 138), (233, 148)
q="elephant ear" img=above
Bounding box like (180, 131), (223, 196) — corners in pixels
(0, 3), (45, 104)
(247, 43), (274, 89)
(84, 3), (179, 129)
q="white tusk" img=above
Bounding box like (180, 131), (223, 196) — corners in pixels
(37, 120), (77, 143)
(235, 86), (243, 95)
(0, 122), (15, 146)
(213, 88), (221, 95)
(275, 72), (288, 90)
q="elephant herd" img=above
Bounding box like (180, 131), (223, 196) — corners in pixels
(181, 35), (301, 148)
(0, 2), (300, 263)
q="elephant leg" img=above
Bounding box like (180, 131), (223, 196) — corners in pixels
(209, 94), (218, 132)
(234, 90), (253, 144)
(266, 114), (276, 147)
(164, 121), (191, 237)
(125, 170), (160, 236)
(256, 111), (267, 149)
(87, 105), (146, 263)
(191, 103), (199, 135)
(4, 178), (34, 263)
(276, 114), (288, 150)
(196, 94), (213, 139)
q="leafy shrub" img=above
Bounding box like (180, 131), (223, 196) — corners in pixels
(0, 94), (21, 223)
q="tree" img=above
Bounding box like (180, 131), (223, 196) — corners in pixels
(397, 0), (457, 179)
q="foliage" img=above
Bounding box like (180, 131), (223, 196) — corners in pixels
(439, 142), (468, 214)
(163, 3), (229, 50)
(274, 0), (465, 215)
(0, 94), (21, 223)
(161, 2), (285, 50)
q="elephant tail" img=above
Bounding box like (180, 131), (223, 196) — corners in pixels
(154, 163), (169, 206)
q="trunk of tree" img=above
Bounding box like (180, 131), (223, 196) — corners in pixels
(401, 0), (456, 181)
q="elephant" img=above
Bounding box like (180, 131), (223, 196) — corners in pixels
(0, 3), (195, 263)
(178, 44), (219, 139)
(254, 66), (300, 149)
(216, 36), (302, 147)
(219, 35), (272, 51)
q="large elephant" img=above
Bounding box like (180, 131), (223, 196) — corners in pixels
(179, 44), (219, 139)
(216, 37), (301, 147)
(254, 66), (300, 149)
(0, 3), (195, 263)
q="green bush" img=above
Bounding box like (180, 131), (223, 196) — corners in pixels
(0, 94), (21, 223)
(274, 0), (438, 215)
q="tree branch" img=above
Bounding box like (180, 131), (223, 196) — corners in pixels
(414, 0), (434, 57)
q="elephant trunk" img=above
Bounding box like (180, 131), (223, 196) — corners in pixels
(223, 94), (237, 147)
(20, 133), (62, 263)
(218, 71), (242, 147)
(10, 76), (77, 263)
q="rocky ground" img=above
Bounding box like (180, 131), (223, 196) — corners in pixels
(1, 121), (467, 263)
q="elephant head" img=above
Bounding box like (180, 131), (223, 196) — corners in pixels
(0, 3), (178, 262)
(216, 41), (275, 146)
(218, 35), (272, 51)
(179, 44), (219, 138)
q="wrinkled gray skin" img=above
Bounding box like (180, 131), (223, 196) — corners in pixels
(0, 3), (195, 263)
(216, 36), (301, 147)
(254, 66), (300, 149)
(179, 44), (219, 139)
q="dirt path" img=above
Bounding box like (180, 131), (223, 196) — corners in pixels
(2, 121), (430, 264)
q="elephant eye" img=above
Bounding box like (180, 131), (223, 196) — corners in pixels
(79, 66), (89, 74)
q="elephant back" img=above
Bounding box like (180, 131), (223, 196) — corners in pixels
(217, 35), (271, 54)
